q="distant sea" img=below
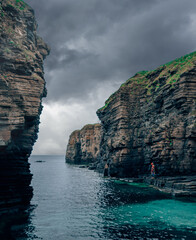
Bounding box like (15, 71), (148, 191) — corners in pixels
(11, 155), (196, 239)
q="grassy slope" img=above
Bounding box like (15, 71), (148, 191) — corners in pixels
(98, 51), (196, 111)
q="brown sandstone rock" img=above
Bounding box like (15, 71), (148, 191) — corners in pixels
(97, 53), (196, 177)
(0, 0), (49, 212)
(66, 124), (101, 164)
(66, 54), (195, 181)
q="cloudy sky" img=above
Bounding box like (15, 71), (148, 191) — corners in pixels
(26, 0), (196, 155)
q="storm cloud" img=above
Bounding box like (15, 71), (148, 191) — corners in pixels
(25, 0), (196, 154)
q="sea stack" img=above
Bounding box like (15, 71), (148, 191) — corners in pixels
(66, 123), (101, 164)
(0, 0), (49, 213)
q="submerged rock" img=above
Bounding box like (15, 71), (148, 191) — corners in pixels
(0, 0), (49, 215)
(143, 175), (196, 198)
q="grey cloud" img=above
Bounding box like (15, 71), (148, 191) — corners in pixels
(26, 0), (196, 103)
(25, 0), (196, 154)
(45, 48), (97, 70)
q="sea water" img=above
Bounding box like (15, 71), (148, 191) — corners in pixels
(12, 155), (196, 239)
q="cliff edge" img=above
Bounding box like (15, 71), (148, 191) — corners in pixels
(97, 52), (196, 177)
(0, 0), (49, 212)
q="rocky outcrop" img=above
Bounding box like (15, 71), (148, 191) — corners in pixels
(66, 124), (101, 164)
(0, 0), (49, 214)
(144, 175), (196, 197)
(109, 176), (196, 197)
(97, 52), (196, 177)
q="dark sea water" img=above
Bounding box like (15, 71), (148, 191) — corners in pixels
(12, 155), (196, 239)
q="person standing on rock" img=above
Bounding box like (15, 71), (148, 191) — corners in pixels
(104, 163), (109, 177)
(151, 162), (155, 177)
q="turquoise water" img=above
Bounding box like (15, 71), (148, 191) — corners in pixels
(12, 155), (196, 239)
(105, 199), (196, 229)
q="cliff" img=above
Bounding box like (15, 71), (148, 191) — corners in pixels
(0, 0), (49, 213)
(66, 124), (101, 164)
(97, 52), (196, 177)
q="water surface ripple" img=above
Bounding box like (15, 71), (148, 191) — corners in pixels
(14, 155), (196, 239)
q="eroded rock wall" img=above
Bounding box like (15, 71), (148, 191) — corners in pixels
(97, 52), (196, 177)
(66, 124), (101, 164)
(0, 0), (49, 212)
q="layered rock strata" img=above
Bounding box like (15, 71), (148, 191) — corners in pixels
(0, 0), (49, 213)
(97, 52), (196, 177)
(66, 124), (101, 164)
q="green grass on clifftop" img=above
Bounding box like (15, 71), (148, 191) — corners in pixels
(3, 0), (28, 11)
(98, 51), (196, 111)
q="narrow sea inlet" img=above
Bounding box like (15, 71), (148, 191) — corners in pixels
(13, 155), (196, 239)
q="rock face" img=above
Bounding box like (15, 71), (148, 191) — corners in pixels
(0, 0), (49, 213)
(97, 52), (196, 177)
(66, 124), (101, 164)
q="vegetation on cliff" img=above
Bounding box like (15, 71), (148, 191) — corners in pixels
(96, 51), (196, 178)
(98, 51), (196, 111)
(67, 51), (196, 179)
